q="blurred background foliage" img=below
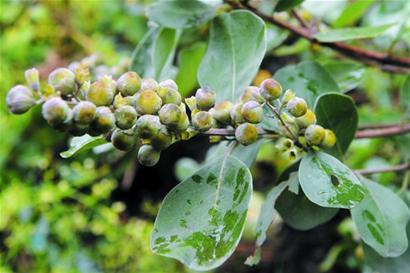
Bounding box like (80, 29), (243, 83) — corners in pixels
(0, 0), (409, 273)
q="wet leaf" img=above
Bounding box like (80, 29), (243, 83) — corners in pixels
(151, 155), (252, 270)
(299, 152), (365, 209)
(351, 177), (410, 257)
(60, 135), (106, 158)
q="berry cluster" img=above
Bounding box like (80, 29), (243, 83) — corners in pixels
(6, 58), (335, 166)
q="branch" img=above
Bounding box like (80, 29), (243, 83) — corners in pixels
(355, 123), (410, 139)
(356, 163), (410, 175)
(225, 0), (410, 72)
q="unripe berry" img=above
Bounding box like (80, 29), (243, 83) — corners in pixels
(305, 124), (325, 145)
(157, 87), (182, 105)
(159, 79), (178, 91)
(48, 68), (76, 95)
(176, 112), (190, 131)
(135, 89), (162, 115)
(192, 111), (213, 132)
(321, 129), (336, 148)
(111, 129), (136, 151)
(73, 101), (96, 125)
(260, 79), (282, 101)
(115, 105), (138, 129)
(244, 86), (264, 103)
(134, 115), (161, 139)
(141, 78), (159, 91)
(151, 126), (173, 150)
(282, 89), (295, 105)
(24, 68), (40, 92)
(158, 104), (182, 129)
(87, 76), (116, 106)
(42, 97), (71, 128)
(195, 87), (216, 110)
(295, 109), (316, 128)
(241, 101), (263, 124)
(286, 97), (307, 117)
(6, 85), (35, 114)
(117, 71), (141, 96)
(92, 106), (115, 133)
(235, 123), (258, 146)
(138, 145), (161, 167)
(230, 103), (245, 124)
(211, 101), (233, 124)
(69, 122), (89, 136)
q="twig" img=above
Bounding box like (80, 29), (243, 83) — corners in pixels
(291, 9), (310, 29)
(225, 0), (410, 72)
(356, 163), (410, 175)
(265, 103), (298, 140)
(355, 123), (410, 139)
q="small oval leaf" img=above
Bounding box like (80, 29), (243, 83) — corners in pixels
(315, 24), (395, 42)
(60, 135), (106, 158)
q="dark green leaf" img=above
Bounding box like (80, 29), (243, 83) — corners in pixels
(151, 155), (252, 270)
(299, 152), (365, 209)
(315, 24), (395, 42)
(351, 177), (410, 257)
(60, 135), (106, 158)
(129, 27), (158, 77)
(153, 28), (181, 80)
(323, 61), (365, 92)
(275, 0), (304, 11)
(274, 61), (339, 107)
(147, 0), (215, 29)
(333, 0), (375, 28)
(198, 10), (266, 101)
(315, 93), (358, 158)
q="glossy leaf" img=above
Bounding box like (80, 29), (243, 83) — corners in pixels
(323, 61), (365, 92)
(151, 155), (252, 270)
(152, 28), (181, 80)
(333, 0), (375, 28)
(147, 0), (215, 29)
(130, 27), (158, 77)
(60, 135), (106, 158)
(315, 93), (358, 158)
(198, 10), (266, 101)
(315, 24), (395, 42)
(351, 177), (410, 257)
(299, 152), (365, 209)
(274, 61), (339, 107)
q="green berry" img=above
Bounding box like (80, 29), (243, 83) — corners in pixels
(69, 122), (89, 136)
(159, 79), (178, 91)
(211, 101), (233, 124)
(230, 103), (245, 124)
(6, 85), (35, 114)
(305, 124), (325, 145)
(240, 86), (264, 103)
(195, 87), (216, 110)
(321, 129), (336, 148)
(151, 125), (173, 150)
(134, 115), (161, 139)
(287, 97), (307, 117)
(192, 111), (213, 132)
(117, 71), (141, 96)
(295, 109), (316, 128)
(157, 87), (182, 105)
(73, 101), (96, 125)
(141, 78), (159, 91)
(87, 76), (116, 106)
(24, 68), (40, 92)
(115, 105), (138, 129)
(138, 145), (160, 167)
(48, 68), (76, 95)
(91, 107), (115, 134)
(135, 89), (162, 115)
(158, 104), (182, 129)
(241, 101), (263, 124)
(111, 129), (136, 151)
(42, 97), (71, 128)
(260, 79), (282, 101)
(235, 123), (258, 145)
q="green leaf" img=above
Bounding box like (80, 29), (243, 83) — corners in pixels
(147, 0), (215, 29)
(175, 42), (207, 96)
(299, 152), (365, 209)
(314, 93), (358, 158)
(130, 27), (158, 77)
(400, 74), (410, 114)
(351, 177), (410, 257)
(152, 28), (181, 81)
(274, 61), (339, 107)
(198, 10), (266, 101)
(151, 155), (252, 270)
(275, 0), (304, 11)
(333, 0), (375, 28)
(315, 24), (395, 42)
(323, 61), (365, 92)
(60, 135), (106, 158)
(266, 23), (288, 51)
(276, 172), (339, 231)
(174, 158), (200, 181)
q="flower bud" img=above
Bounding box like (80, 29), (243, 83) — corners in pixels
(115, 105), (138, 129)
(158, 104), (182, 129)
(135, 89), (162, 115)
(138, 145), (161, 167)
(24, 68), (40, 92)
(92, 106), (115, 133)
(176, 112), (190, 132)
(295, 109), (316, 128)
(151, 125), (173, 150)
(192, 111), (213, 132)
(282, 89), (295, 105)
(74, 63), (90, 85)
(73, 101), (96, 125)
(235, 123), (258, 146)
(185, 96), (197, 111)
(117, 71), (141, 96)
(287, 97), (307, 117)
(230, 103), (245, 124)
(157, 87), (182, 105)
(48, 68), (76, 95)
(111, 129), (136, 151)
(42, 97), (71, 128)
(260, 79), (282, 101)
(159, 79), (178, 91)
(87, 76), (116, 106)
(305, 124), (325, 145)
(195, 87), (216, 110)
(6, 85), (35, 114)
(141, 78), (159, 91)
(134, 114), (161, 139)
(211, 101), (233, 124)
(241, 101), (263, 124)
(321, 129), (336, 148)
